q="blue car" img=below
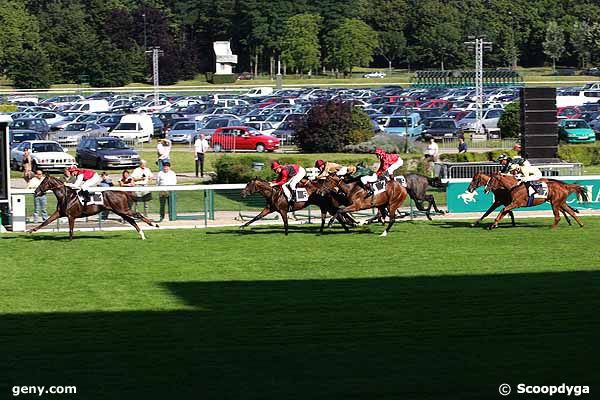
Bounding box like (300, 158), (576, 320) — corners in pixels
(75, 137), (140, 169)
(375, 114), (423, 137)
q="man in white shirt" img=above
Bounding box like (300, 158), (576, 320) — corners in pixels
(425, 137), (440, 162)
(131, 160), (154, 216)
(156, 139), (171, 170)
(194, 133), (209, 177)
(156, 162), (177, 222)
(26, 170), (48, 222)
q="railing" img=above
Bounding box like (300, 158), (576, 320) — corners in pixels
(435, 161), (583, 180)
(436, 138), (518, 150)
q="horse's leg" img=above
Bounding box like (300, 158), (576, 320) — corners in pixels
(381, 203), (400, 237)
(489, 203), (518, 230)
(427, 194), (444, 214)
(240, 207), (272, 230)
(280, 211), (289, 235)
(560, 207), (572, 226)
(27, 210), (61, 233)
(472, 201), (501, 227)
(551, 201), (561, 229)
(114, 211), (145, 240)
(131, 211), (159, 228)
(68, 217), (75, 240)
(509, 210), (516, 226)
(562, 204), (584, 227)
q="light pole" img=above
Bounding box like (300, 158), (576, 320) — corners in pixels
(464, 36), (492, 136)
(145, 47), (164, 107)
(276, 56), (282, 90)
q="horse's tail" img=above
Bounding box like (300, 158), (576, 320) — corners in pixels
(566, 183), (589, 203)
(427, 176), (446, 188)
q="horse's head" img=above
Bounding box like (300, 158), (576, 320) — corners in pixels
(317, 175), (341, 196)
(484, 172), (503, 194)
(467, 171), (488, 193)
(33, 175), (62, 197)
(241, 177), (270, 198)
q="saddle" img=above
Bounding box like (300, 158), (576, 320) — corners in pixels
(295, 188), (309, 202)
(76, 190), (104, 206)
(525, 181), (548, 206)
(395, 175), (407, 188)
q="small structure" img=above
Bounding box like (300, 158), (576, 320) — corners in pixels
(213, 41), (238, 75)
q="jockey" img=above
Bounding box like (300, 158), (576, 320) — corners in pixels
(65, 165), (101, 201)
(510, 158), (544, 197)
(315, 159), (345, 179)
(270, 160), (306, 210)
(360, 148), (403, 195)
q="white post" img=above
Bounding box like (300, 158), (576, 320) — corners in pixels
(146, 47), (163, 107)
(276, 58), (283, 90)
(475, 38), (483, 135)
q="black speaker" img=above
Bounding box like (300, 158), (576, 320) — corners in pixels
(520, 87), (558, 160)
(0, 122), (9, 202)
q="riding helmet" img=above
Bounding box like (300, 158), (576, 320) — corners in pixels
(315, 159), (325, 169)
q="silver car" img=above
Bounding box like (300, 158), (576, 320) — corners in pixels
(56, 122), (108, 147)
(458, 109), (505, 133)
(167, 120), (203, 144)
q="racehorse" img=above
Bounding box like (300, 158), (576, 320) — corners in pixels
(28, 175), (159, 240)
(467, 171), (577, 227)
(403, 174), (446, 220)
(319, 175), (409, 237)
(240, 178), (356, 235)
(484, 172), (588, 229)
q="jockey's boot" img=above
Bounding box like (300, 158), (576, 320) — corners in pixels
(82, 190), (91, 206)
(288, 193), (296, 211)
(364, 183), (374, 198)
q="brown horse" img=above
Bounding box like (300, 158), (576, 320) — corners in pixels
(28, 175), (159, 240)
(240, 178), (356, 235)
(467, 171), (577, 227)
(319, 175), (409, 237)
(484, 172), (588, 229)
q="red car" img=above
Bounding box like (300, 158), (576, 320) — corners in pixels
(557, 106), (581, 119)
(210, 126), (280, 152)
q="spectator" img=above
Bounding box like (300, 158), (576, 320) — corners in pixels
(119, 170), (135, 187)
(156, 139), (171, 170)
(26, 170), (48, 223)
(425, 137), (440, 162)
(131, 160), (153, 216)
(156, 162), (177, 222)
(22, 147), (33, 182)
(99, 172), (113, 220)
(194, 133), (209, 177)
(458, 137), (467, 154)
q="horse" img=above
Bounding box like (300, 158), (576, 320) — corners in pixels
(319, 175), (409, 237)
(484, 172), (588, 229)
(240, 178), (356, 235)
(467, 171), (578, 227)
(28, 175), (159, 240)
(402, 174), (446, 220)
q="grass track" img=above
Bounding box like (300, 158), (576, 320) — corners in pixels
(1, 219), (599, 399)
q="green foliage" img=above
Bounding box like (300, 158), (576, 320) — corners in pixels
(344, 134), (420, 154)
(498, 102), (521, 138)
(208, 74), (237, 84)
(325, 19), (378, 74)
(557, 144), (600, 166)
(441, 149), (519, 163)
(543, 21), (565, 70)
(0, 104), (17, 112)
(296, 102), (375, 153)
(7, 48), (52, 88)
(281, 14), (322, 74)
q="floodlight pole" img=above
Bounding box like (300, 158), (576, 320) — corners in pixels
(276, 57), (283, 90)
(464, 36), (492, 135)
(145, 47), (164, 106)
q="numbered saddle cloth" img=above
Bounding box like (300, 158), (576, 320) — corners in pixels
(527, 181), (548, 199)
(373, 180), (386, 195)
(395, 175), (407, 187)
(77, 191), (104, 205)
(295, 188), (309, 202)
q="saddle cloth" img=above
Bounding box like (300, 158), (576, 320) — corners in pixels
(295, 188), (309, 202)
(395, 175), (407, 187)
(373, 180), (386, 195)
(527, 181), (548, 199)
(77, 191), (104, 206)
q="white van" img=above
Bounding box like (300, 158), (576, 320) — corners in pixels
(68, 99), (110, 114)
(110, 113), (153, 143)
(556, 89), (600, 107)
(244, 87), (273, 98)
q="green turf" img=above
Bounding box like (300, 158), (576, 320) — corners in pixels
(1, 219), (599, 399)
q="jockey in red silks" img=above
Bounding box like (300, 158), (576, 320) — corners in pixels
(270, 161), (306, 210)
(360, 148), (403, 193)
(65, 166), (101, 201)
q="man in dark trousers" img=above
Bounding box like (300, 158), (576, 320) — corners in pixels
(194, 133), (209, 177)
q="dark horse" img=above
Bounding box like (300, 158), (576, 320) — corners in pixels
(240, 178), (356, 235)
(319, 175), (409, 237)
(468, 171), (577, 227)
(401, 174), (445, 220)
(484, 172), (588, 229)
(29, 175), (159, 240)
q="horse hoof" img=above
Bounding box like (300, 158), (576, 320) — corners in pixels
(379, 231), (388, 237)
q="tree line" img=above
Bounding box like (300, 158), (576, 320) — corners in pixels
(1, 0), (600, 88)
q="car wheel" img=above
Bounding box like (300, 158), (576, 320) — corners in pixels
(256, 143), (265, 152)
(11, 159), (18, 170)
(213, 143), (222, 152)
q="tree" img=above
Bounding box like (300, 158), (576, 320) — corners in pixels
(280, 14), (322, 76)
(543, 21), (565, 71)
(325, 19), (378, 76)
(377, 31), (406, 75)
(498, 102), (520, 138)
(571, 21), (590, 69)
(295, 101), (373, 152)
(586, 23), (600, 66)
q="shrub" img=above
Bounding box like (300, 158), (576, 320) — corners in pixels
(0, 104), (18, 113)
(206, 73), (236, 84)
(498, 102), (520, 138)
(345, 134), (420, 154)
(295, 101), (373, 152)
(557, 143), (600, 165)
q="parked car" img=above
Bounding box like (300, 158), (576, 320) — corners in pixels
(375, 114), (423, 137)
(76, 137), (141, 169)
(110, 114), (154, 143)
(558, 119), (596, 143)
(422, 118), (460, 139)
(97, 114), (124, 132)
(10, 118), (50, 139)
(210, 126), (280, 152)
(271, 121), (296, 144)
(363, 71), (386, 78)
(56, 122), (108, 147)
(50, 114), (78, 131)
(151, 115), (165, 138)
(243, 121), (276, 136)
(458, 109), (504, 133)
(195, 117), (241, 139)
(167, 120), (204, 144)
(9, 130), (41, 148)
(10, 140), (76, 172)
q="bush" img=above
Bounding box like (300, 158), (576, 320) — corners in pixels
(0, 104), (18, 112)
(498, 102), (520, 138)
(440, 149), (519, 163)
(206, 73), (236, 84)
(345, 134), (420, 154)
(558, 143), (600, 165)
(295, 101), (373, 152)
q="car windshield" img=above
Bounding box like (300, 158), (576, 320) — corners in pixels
(464, 111), (476, 119)
(431, 120), (455, 129)
(11, 132), (37, 141)
(96, 140), (127, 149)
(32, 143), (63, 153)
(565, 120), (589, 129)
(174, 123), (195, 130)
(99, 115), (121, 123)
(267, 114), (286, 122)
(114, 123), (137, 131)
(388, 118), (408, 127)
(66, 123), (87, 131)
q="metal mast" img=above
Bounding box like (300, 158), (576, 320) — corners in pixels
(145, 47), (164, 107)
(464, 36), (492, 135)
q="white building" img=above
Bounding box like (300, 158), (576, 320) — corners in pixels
(213, 41), (238, 75)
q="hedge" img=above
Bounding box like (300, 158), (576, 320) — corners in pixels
(0, 104), (18, 112)
(557, 144), (600, 166)
(205, 72), (236, 84)
(440, 150), (519, 163)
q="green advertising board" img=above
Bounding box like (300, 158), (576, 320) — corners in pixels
(447, 176), (600, 213)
